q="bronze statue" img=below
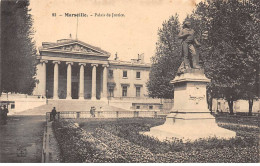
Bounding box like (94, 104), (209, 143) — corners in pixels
(178, 21), (201, 72)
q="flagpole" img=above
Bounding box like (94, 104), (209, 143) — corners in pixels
(76, 16), (78, 40)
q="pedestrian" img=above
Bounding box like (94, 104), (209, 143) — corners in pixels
(2, 105), (9, 125)
(92, 106), (96, 117)
(90, 107), (93, 117)
(51, 107), (57, 121)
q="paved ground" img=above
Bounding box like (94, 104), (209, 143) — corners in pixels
(42, 121), (61, 163)
(0, 116), (45, 163)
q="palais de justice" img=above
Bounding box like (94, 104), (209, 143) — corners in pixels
(33, 39), (150, 100)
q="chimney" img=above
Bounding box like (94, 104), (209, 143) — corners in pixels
(114, 52), (118, 60)
(138, 53), (144, 63)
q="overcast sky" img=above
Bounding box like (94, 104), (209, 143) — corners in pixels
(29, 0), (202, 63)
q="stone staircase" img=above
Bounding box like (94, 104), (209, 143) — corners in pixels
(15, 99), (130, 115)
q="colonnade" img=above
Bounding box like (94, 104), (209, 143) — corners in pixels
(39, 60), (108, 100)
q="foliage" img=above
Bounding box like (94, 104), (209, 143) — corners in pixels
(1, 0), (37, 94)
(215, 113), (259, 126)
(147, 14), (181, 99)
(147, 0), (259, 113)
(77, 118), (258, 162)
(192, 0), (260, 114)
(53, 120), (126, 162)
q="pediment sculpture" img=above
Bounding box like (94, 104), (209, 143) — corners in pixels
(54, 44), (98, 53)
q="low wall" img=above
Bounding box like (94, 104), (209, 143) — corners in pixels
(46, 111), (167, 121)
(0, 93), (46, 114)
(109, 98), (162, 111)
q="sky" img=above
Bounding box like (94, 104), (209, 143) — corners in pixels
(29, 0), (202, 63)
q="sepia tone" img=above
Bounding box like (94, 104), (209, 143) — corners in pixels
(0, 0), (259, 163)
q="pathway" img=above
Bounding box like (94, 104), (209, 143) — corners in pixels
(0, 116), (45, 162)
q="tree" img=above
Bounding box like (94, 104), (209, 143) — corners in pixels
(147, 15), (181, 99)
(190, 0), (260, 114)
(241, 0), (260, 115)
(1, 0), (37, 95)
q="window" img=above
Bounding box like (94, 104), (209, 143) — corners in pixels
(123, 71), (127, 78)
(109, 70), (113, 78)
(122, 86), (127, 96)
(109, 87), (114, 97)
(11, 104), (15, 109)
(136, 72), (141, 79)
(136, 87), (141, 97)
(136, 106), (140, 109)
(149, 106), (153, 110)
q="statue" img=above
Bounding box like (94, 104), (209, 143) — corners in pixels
(178, 21), (201, 73)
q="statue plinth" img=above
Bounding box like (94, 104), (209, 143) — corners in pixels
(142, 69), (236, 142)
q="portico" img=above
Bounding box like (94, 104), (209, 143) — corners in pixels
(36, 39), (110, 100)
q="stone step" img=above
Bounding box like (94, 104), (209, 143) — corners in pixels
(15, 100), (130, 115)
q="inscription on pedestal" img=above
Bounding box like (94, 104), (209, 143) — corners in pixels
(189, 87), (205, 104)
(189, 95), (205, 104)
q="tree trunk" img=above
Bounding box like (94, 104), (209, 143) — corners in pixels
(248, 99), (253, 116)
(227, 100), (234, 115)
(207, 89), (213, 113)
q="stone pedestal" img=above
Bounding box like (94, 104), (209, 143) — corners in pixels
(143, 69), (236, 142)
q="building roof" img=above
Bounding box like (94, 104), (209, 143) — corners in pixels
(39, 39), (110, 57)
(109, 60), (151, 68)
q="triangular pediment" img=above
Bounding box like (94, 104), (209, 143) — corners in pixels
(50, 43), (100, 54)
(40, 40), (110, 57)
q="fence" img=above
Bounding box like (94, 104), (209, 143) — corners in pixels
(46, 111), (166, 121)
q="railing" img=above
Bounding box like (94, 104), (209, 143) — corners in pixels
(46, 111), (166, 121)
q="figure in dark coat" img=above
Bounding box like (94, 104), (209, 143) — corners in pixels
(51, 107), (57, 121)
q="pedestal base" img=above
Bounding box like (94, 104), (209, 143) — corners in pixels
(142, 112), (236, 142)
(143, 69), (236, 142)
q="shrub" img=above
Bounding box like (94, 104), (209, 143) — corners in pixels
(54, 118), (259, 163)
(53, 120), (126, 162)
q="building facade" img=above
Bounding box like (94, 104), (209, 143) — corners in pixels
(33, 39), (151, 100)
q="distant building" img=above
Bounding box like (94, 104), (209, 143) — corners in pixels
(33, 39), (151, 100)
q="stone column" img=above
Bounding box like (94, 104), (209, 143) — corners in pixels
(40, 60), (48, 97)
(66, 62), (73, 99)
(101, 64), (109, 100)
(53, 61), (60, 99)
(91, 64), (98, 100)
(79, 63), (86, 100)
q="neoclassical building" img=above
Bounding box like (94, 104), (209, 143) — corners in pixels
(33, 39), (151, 100)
